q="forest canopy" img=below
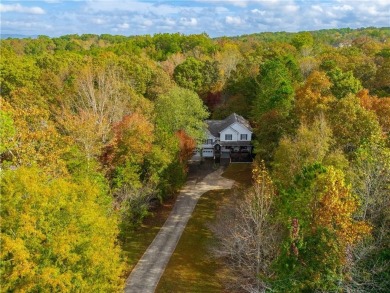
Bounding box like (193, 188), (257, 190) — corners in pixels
(1, 27), (389, 292)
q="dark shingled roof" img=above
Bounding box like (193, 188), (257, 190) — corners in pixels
(206, 113), (252, 137)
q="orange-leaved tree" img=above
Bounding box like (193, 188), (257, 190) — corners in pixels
(273, 164), (371, 292)
(175, 130), (196, 164)
(104, 113), (154, 190)
(358, 89), (390, 134)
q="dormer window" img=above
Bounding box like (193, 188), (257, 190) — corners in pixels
(225, 134), (232, 140)
(240, 134), (248, 140)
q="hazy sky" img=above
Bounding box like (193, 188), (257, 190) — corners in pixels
(1, 0), (389, 37)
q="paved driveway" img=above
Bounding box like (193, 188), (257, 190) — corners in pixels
(124, 167), (234, 293)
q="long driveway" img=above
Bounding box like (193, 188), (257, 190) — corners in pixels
(124, 166), (234, 293)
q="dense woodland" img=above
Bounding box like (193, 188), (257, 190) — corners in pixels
(1, 27), (389, 292)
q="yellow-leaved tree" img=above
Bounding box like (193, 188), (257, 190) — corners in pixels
(1, 167), (124, 292)
(273, 165), (371, 292)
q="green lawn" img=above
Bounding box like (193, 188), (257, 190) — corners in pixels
(156, 189), (233, 293)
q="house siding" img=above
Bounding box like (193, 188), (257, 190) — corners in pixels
(193, 113), (253, 161)
(204, 133), (216, 146)
(220, 126), (239, 142)
(229, 122), (252, 141)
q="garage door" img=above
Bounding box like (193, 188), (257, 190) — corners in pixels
(202, 149), (214, 157)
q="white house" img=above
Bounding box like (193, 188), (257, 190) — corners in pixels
(194, 113), (253, 159)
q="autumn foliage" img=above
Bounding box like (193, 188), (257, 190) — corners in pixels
(273, 165), (371, 291)
(1, 167), (124, 292)
(1, 28), (390, 292)
(176, 130), (196, 163)
(358, 89), (390, 134)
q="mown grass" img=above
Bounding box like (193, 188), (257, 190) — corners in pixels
(156, 189), (233, 293)
(156, 164), (253, 292)
(222, 162), (253, 186)
(120, 195), (177, 276)
(122, 163), (252, 291)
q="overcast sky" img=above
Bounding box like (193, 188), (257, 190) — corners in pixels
(1, 0), (389, 37)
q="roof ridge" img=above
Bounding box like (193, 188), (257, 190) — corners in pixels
(206, 113), (252, 137)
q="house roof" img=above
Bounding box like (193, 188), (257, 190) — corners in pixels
(206, 113), (252, 137)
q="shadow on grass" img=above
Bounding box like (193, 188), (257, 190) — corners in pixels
(121, 164), (252, 290)
(156, 189), (236, 293)
(120, 194), (177, 277)
(222, 162), (253, 186)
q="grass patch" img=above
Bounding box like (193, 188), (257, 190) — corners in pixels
(222, 162), (253, 186)
(121, 164), (251, 289)
(120, 195), (177, 276)
(156, 189), (234, 293)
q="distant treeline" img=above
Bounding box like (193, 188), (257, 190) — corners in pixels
(1, 27), (389, 292)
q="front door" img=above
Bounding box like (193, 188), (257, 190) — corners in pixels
(214, 144), (221, 157)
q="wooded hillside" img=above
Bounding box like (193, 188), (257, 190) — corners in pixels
(1, 27), (389, 292)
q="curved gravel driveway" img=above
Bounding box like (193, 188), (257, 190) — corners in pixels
(124, 167), (234, 293)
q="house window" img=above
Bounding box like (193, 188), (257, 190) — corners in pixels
(207, 139), (213, 144)
(225, 134), (232, 140)
(240, 134), (248, 140)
